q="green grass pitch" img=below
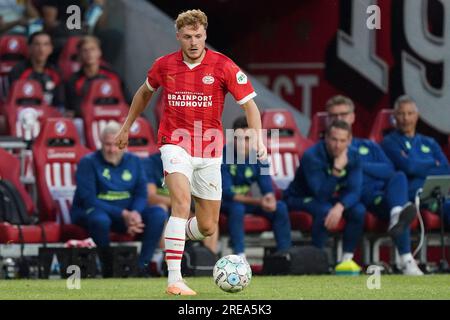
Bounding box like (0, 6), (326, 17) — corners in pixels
(1, 275), (449, 300)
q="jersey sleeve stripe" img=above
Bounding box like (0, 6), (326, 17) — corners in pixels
(236, 92), (257, 105)
(145, 78), (155, 92)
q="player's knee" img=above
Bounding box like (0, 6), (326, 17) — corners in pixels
(87, 211), (111, 231)
(199, 223), (216, 237)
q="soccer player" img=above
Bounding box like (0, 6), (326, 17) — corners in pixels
(325, 95), (422, 275)
(142, 151), (219, 254)
(381, 96), (450, 228)
(284, 120), (365, 265)
(114, 9), (267, 295)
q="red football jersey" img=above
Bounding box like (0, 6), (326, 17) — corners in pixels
(146, 49), (256, 158)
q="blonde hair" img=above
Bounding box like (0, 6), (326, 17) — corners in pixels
(77, 35), (101, 52)
(175, 9), (208, 31)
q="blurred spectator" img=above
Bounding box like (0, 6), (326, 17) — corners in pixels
(381, 95), (450, 227)
(142, 151), (219, 254)
(221, 117), (292, 260)
(0, 0), (39, 35)
(9, 31), (64, 109)
(70, 121), (168, 276)
(326, 95), (423, 275)
(284, 120), (365, 265)
(38, 0), (84, 64)
(65, 35), (130, 117)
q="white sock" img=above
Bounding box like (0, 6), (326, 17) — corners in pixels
(185, 216), (206, 241)
(341, 252), (354, 262)
(400, 253), (413, 264)
(164, 217), (187, 284)
(390, 206), (402, 217)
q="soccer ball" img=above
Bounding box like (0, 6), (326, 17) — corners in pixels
(213, 255), (252, 293)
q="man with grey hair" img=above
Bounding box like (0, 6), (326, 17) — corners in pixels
(381, 95), (450, 228)
(322, 95), (422, 275)
(71, 121), (168, 276)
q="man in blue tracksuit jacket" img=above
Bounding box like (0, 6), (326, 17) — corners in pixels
(71, 122), (167, 273)
(323, 95), (422, 275)
(221, 117), (291, 259)
(381, 95), (450, 227)
(284, 119), (365, 263)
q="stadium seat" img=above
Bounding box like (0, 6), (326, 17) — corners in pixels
(261, 109), (314, 191)
(0, 148), (60, 244)
(32, 118), (135, 242)
(122, 116), (158, 158)
(2, 79), (62, 141)
(58, 36), (110, 82)
(0, 35), (28, 99)
(308, 111), (328, 142)
(81, 78), (129, 150)
(368, 109), (396, 143)
(58, 36), (81, 81)
(32, 118), (90, 224)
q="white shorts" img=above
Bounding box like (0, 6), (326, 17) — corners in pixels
(159, 144), (222, 201)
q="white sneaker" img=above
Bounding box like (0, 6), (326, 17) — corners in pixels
(400, 259), (424, 276)
(389, 202), (417, 238)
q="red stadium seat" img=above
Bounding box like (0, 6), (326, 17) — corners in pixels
(32, 118), (135, 242)
(1, 80), (62, 181)
(364, 211), (419, 233)
(0, 35), (28, 99)
(421, 209), (441, 231)
(0, 148), (60, 244)
(261, 109), (314, 191)
(308, 111), (328, 142)
(368, 109), (396, 143)
(58, 36), (81, 81)
(219, 214), (272, 234)
(122, 117), (158, 158)
(81, 78), (129, 150)
(32, 118), (90, 224)
(2, 79), (62, 140)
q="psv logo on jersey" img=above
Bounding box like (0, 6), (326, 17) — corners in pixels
(202, 75), (215, 85)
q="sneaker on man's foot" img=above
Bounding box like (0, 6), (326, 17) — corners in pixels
(166, 280), (197, 296)
(388, 202), (417, 238)
(400, 259), (424, 276)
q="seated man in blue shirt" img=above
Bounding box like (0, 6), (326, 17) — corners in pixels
(284, 120), (364, 265)
(71, 121), (168, 275)
(221, 117), (292, 260)
(325, 95), (422, 275)
(381, 95), (450, 227)
(141, 152), (219, 253)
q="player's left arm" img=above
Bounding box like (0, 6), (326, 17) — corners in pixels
(241, 99), (267, 161)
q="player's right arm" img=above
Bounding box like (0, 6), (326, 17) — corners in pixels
(115, 83), (153, 149)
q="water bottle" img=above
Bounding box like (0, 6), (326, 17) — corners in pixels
(3, 258), (17, 279)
